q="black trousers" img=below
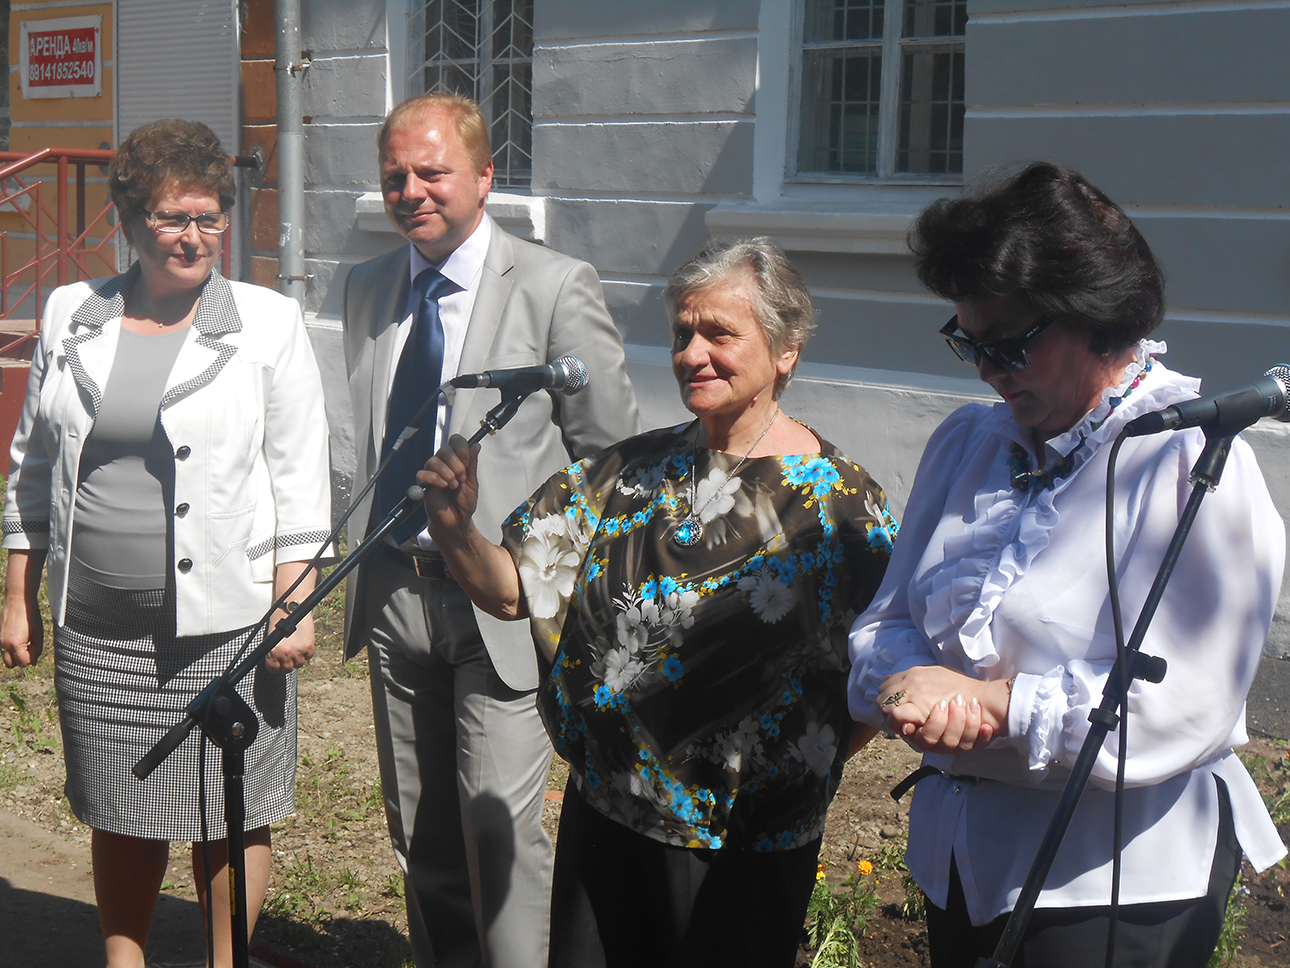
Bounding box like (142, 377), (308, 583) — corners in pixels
(925, 778), (1242, 968)
(548, 780), (822, 968)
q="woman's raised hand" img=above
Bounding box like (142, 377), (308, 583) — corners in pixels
(418, 434), (483, 541)
(877, 665), (1011, 755)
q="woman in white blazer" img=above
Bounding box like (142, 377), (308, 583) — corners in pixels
(0, 120), (332, 968)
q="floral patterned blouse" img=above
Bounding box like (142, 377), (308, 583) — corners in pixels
(501, 421), (898, 851)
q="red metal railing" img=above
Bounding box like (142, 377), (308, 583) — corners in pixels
(0, 147), (258, 359)
(0, 147), (119, 351)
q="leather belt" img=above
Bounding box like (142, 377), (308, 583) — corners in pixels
(385, 544), (453, 582)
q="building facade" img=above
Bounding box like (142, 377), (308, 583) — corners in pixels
(9, 0), (1290, 663)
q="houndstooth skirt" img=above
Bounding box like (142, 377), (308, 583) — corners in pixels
(54, 573), (297, 841)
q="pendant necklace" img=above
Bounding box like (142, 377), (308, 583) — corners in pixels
(673, 406), (779, 548)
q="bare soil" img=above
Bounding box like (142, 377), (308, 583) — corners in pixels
(2, 624), (1288, 968)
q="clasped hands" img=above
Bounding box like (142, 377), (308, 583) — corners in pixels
(877, 665), (1011, 755)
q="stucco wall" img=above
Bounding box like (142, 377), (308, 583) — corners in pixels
(300, 0), (1290, 661)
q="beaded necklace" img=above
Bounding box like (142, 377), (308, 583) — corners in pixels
(1007, 356), (1154, 492)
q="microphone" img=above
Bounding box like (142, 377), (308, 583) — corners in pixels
(1123, 365), (1290, 437)
(448, 356), (588, 396)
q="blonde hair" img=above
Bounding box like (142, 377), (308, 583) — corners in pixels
(377, 93), (493, 174)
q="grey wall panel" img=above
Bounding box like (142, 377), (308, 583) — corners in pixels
(532, 121), (754, 194)
(965, 115), (1290, 209)
(533, 37), (757, 117)
(789, 251), (930, 297)
(303, 54), (388, 119)
(971, 10), (1290, 107)
(1134, 215), (1290, 317)
(973, 0), (1169, 14)
(535, 0), (759, 40)
(1153, 318), (1290, 393)
(302, 0), (387, 50)
(601, 279), (669, 345)
(302, 189), (402, 258)
(304, 123), (383, 187)
(543, 198), (713, 275)
(802, 297), (963, 377)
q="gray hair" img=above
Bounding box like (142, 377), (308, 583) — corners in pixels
(664, 237), (816, 396)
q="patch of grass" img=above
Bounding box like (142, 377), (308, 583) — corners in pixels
(6, 683), (58, 752)
(900, 871), (926, 922)
(0, 757), (26, 792)
(1239, 748), (1290, 826)
(294, 744), (382, 842)
(873, 836), (907, 873)
(381, 873), (404, 899)
(263, 853), (368, 922)
(1208, 871), (1248, 968)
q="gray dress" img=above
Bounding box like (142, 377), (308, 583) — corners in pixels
(55, 327), (297, 841)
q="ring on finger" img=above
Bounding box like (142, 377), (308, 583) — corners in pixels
(881, 690), (905, 708)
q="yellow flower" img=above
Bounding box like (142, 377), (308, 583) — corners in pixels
(816, 863), (827, 881)
(857, 859), (874, 876)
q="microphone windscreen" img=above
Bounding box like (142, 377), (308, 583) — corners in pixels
(556, 356), (588, 395)
(1264, 365), (1290, 422)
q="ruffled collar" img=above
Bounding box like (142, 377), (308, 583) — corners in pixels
(1001, 340), (1198, 493)
(912, 340), (1201, 668)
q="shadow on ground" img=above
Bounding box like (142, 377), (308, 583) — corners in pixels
(254, 913), (412, 968)
(0, 878), (207, 967)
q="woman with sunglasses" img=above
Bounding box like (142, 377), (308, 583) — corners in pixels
(0, 119), (332, 968)
(848, 162), (1285, 968)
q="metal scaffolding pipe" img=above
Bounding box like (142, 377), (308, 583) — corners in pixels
(274, 0), (306, 307)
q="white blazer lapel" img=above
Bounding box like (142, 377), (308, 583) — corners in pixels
(160, 272), (241, 406)
(62, 268), (137, 413)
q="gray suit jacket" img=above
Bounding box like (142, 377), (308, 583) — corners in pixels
(340, 224), (641, 688)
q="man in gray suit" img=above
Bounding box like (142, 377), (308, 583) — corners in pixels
(340, 93), (640, 967)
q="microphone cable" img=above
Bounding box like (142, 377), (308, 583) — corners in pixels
(1103, 431), (1131, 968)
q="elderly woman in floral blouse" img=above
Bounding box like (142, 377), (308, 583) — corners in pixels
(418, 237), (898, 968)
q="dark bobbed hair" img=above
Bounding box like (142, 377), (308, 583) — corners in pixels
(909, 162), (1164, 355)
(108, 119), (235, 222)
(665, 237), (816, 397)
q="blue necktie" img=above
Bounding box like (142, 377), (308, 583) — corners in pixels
(377, 268), (452, 543)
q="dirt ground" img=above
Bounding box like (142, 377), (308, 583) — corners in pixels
(2, 626), (1289, 968)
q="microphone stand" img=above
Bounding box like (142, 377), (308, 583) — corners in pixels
(978, 430), (1235, 968)
(132, 386), (536, 968)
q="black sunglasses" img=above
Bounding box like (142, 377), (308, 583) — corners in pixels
(939, 314), (1054, 371)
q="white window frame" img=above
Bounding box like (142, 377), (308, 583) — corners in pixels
(787, 0), (964, 186)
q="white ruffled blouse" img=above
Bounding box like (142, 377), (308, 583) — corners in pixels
(847, 342), (1287, 925)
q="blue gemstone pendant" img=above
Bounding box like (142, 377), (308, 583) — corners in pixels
(673, 517), (703, 548)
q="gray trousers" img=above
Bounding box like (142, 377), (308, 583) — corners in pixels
(363, 546), (554, 968)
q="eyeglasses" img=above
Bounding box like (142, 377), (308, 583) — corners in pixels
(143, 210), (230, 235)
(939, 314), (1054, 371)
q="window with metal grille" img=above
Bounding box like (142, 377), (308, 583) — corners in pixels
(794, 0), (965, 180)
(407, 1), (534, 188)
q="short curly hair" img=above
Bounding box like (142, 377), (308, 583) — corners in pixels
(909, 162), (1164, 355)
(665, 237), (816, 397)
(108, 119), (235, 222)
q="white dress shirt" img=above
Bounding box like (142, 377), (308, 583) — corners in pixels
(848, 342), (1286, 925)
(381, 216), (491, 548)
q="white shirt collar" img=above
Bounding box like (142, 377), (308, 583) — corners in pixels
(408, 213), (492, 293)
